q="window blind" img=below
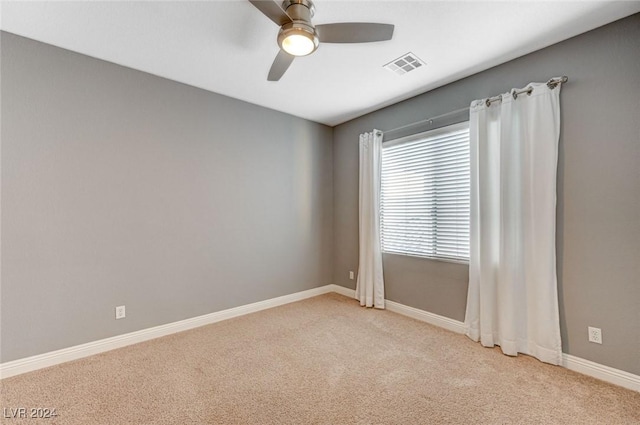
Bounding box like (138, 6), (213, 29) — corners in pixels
(380, 121), (470, 262)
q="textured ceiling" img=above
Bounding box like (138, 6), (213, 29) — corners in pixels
(1, 1), (639, 126)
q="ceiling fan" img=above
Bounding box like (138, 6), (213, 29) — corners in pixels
(248, 0), (395, 81)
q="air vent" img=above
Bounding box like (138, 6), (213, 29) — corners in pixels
(383, 52), (425, 75)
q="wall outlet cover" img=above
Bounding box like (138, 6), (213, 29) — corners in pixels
(588, 326), (602, 344)
(115, 305), (126, 320)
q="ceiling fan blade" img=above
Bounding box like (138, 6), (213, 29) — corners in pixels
(268, 50), (295, 81)
(248, 0), (293, 26)
(316, 23), (394, 43)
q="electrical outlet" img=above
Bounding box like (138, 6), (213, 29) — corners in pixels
(349, 271), (355, 280)
(115, 305), (126, 320)
(588, 326), (602, 344)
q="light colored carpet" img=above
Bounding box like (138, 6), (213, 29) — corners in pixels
(1, 293), (639, 424)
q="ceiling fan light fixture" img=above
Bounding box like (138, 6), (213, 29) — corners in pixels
(282, 33), (314, 56)
(278, 24), (318, 56)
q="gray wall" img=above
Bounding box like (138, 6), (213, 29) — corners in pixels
(333, 14), (640, 375)
(0, 32), (333, 362)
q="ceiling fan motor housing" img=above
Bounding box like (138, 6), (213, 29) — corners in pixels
(282, 0), (315, 20)
(277, 0), (319, 56)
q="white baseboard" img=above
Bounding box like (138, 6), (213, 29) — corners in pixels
(3, 283), (638, 393)
(330, 284), (639, 392)
(385, 300), (467, 334)
(562, 353), (640, 392)
(328, 284), (356, 298)
(0, 285), (334, 379)
(328, 284), (466, 334)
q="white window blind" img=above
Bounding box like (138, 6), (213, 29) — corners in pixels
(380, 121), (470, 262)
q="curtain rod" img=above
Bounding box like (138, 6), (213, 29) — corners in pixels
(380, 106), (469, 137)
(484, 76), (568, 107)
(381, 76), (568, 136)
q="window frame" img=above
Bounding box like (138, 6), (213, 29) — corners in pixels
(380, 120), (470, 264)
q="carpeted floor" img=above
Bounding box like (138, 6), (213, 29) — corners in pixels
(1, 293), (639, 424)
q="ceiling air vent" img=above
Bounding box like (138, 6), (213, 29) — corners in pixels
(383, 52), (425, 75)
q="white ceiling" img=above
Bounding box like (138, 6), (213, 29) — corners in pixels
(1, 1), (639, 126)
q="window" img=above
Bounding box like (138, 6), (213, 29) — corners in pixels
(380, 121), (470, 262)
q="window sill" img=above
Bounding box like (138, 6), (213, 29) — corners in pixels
(381, 251), (469, 266)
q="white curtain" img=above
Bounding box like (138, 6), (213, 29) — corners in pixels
(464, 81), (563, 365)
(356, 130), (385, 309)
